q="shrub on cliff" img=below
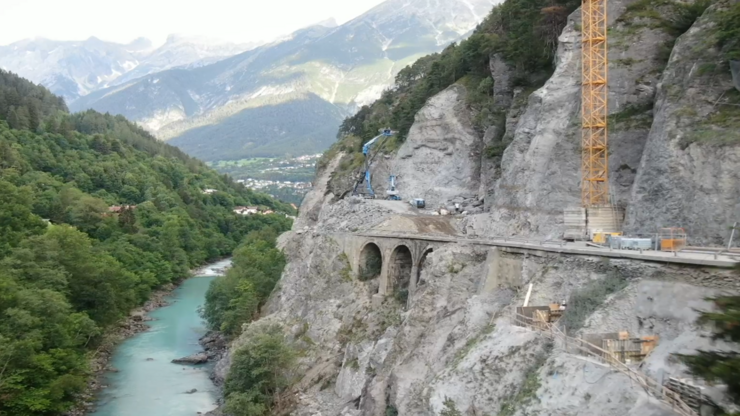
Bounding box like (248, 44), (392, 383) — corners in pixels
(223, 324), (297, 416)
(679, 295), (740, 414)
(559, 272), (628, 333)
(202, 227), (289, 337)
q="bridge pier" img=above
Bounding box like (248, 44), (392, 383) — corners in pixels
(349, 235), (437, 298)
(409, 264), (419, 295)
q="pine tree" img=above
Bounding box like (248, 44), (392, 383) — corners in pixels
(679, 295), (740, 414)
(7, 106), (28, 130)
(26, 101), (40, 131)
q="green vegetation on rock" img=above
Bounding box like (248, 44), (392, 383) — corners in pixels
(560, 272), (629, 333)
(223, 324), (297, 416)
(498, 342), (552, 416)
(619, 0), (711, 36)
(440, 398), (463, 416)
(0, 69), (292, 416)
(679, 295), (740, 415)
(202, 225), (290, 337)
(717, 0), (740, 59)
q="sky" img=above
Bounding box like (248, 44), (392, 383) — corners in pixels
(0, 0), (387, 46)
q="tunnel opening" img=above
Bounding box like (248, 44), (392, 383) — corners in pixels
(417, 248), (433, 287)
(359, 243), (383, 282)
(391, 245), (413, 304)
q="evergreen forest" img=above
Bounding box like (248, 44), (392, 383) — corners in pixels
(0, 69), (293, 416)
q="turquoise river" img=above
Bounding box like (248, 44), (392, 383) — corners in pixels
(90, 260), (231, 416)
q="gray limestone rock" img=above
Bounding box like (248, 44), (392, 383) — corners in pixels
(624, 3), (740, 245)
(171, 353), (208, 365)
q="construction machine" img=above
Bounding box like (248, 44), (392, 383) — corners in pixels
(409, 198), (426, 209)
(386, 175), (401, 200)
(352, 128), (396, 198)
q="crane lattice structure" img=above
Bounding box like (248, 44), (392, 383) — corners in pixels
(581, 0), (609, 207)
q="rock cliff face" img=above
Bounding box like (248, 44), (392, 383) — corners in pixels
(216, 179), (736, 415)
(369, 85), (484, 209)
(211, 0), (740, 414)
(465, 0), (679, 239)
(466, 0), (739, 243)
(624, 2), (740, 245)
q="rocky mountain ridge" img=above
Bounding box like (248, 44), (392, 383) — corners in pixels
(205, 0), (740, 414)
(70, 0), (499, 161)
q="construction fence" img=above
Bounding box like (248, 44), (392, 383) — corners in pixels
(511, 311), (698, 416)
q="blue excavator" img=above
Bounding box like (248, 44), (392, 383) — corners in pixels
(352, 128), (396, 199)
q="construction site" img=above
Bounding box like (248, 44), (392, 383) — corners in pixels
(223, 0), (740, 413)
(327, 0), (739, 414)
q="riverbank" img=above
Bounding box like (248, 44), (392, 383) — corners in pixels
(65, 259), (232, 416)
(65, 284), (175, 416)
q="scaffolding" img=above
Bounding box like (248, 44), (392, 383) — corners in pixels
(602, 335), (659, 365)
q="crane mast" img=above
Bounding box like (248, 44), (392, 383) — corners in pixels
(581, 0), (609, 207)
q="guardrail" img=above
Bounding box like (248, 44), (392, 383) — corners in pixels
(512, 312), (698, 416)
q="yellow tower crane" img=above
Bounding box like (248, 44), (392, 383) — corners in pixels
(581, 0), (609, 207)
(564, 0), (623, 241)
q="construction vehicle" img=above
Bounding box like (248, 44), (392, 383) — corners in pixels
(352, 128), (396, 198)
(386, 175), (401, 200)
(409, 198), (426, 209)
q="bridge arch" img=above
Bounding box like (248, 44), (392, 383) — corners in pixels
(359, 242), (383, 282)
(390, 245), (413, 298)
(416, 247), (434, 287)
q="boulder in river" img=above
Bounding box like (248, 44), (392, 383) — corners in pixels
(185, 388), (198, 394)
(171, 353), (208, 365)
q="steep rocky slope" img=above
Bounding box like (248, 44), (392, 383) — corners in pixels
(211, 153), (736, 415)
(623, 2), (740, 244)
(207, 0), (740, 415)
(339, 0), (739, 245)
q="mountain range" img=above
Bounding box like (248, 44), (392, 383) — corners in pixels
(0, 35), (258, 102)
(3, 0), (498, 161)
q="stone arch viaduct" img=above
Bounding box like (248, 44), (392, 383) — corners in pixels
(335, 233), (443, 297)
(332, 231), (739, 299)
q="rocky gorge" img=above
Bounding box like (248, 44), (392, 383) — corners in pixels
(205, 0), (740, 415)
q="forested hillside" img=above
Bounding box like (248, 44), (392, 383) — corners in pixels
(0, 69), (293, 416)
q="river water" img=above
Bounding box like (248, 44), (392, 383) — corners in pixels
(90, 259), (231, 416)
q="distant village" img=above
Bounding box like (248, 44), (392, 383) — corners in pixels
(233, 206), (273, 216)
(235, 178), (312, 192)
(232, 204), (297, 219)
(102, 189), (298, 220)
(202, 189), (297, 218)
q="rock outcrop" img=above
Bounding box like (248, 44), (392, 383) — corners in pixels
(172, 353), (208, 365)
(370, 85), (484, 209)
(464, 0), (681, 239)
(624, 1), (740, 245)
